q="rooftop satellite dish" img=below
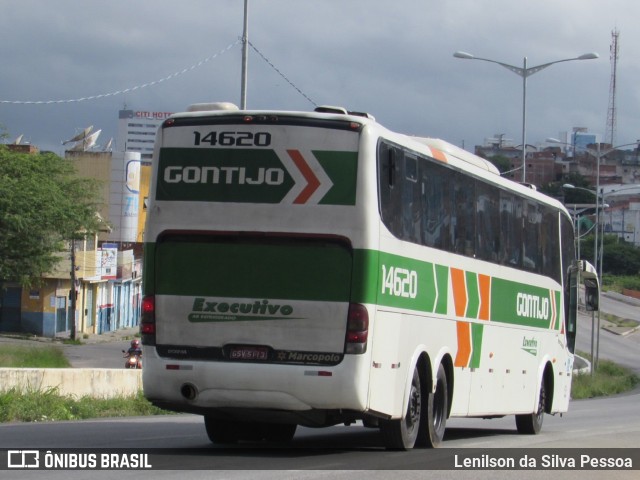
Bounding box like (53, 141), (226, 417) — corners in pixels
(69, 129), (101, 151)
(63, 125), (93, 145)
(12, 134), (24, 145)
(103, 138), (113, 152)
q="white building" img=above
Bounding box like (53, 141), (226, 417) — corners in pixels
(601, 184), (640, 246)
(116, 109), (173, 162)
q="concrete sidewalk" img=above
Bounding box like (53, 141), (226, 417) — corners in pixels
(0, 326), (140, 346)
(79, 326), (140, 345)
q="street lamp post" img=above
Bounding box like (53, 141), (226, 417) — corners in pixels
(454, 51), (598, 183)
(563, 179), (640, 372)
(563, 183), (603, 372)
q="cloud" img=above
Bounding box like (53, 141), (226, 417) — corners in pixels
(0, 0), (637, 154)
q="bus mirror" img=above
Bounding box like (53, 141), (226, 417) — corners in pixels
(584, 279), (599, 312)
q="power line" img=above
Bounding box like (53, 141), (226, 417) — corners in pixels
(248, 41), (317, 107)
(0, 38), (318, 110)
(0, 40), (240, 105)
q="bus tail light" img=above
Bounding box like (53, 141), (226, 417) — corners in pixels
(140, 295), (156, 346)
(345, 303), (369, 354)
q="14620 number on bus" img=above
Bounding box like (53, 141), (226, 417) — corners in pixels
(381, 265), (418, 299)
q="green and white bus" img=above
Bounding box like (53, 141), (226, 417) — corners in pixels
(141, 103), (599, 449)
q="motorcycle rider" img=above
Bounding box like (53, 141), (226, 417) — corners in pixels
(127, 339), (142, 357)
(123, 338), (142, 368)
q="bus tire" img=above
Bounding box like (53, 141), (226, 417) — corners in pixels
(380, 366), (425, 450)
(423, 363), (448, 448)
(204, 416), (239, 444)
(516, 377), (546, 434)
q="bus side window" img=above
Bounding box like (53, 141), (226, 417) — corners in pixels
(452, 172), (475, 256)
(403, 153), (421, 244)
(378, 141), (402, 236)
(476, 181), (499, 262)
(522, 201), (541, 271)
(421, 160), (450, 251)
(541, 210), (560, 282)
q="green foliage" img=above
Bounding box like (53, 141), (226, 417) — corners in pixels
(0, 345), (71, 368)
(486, 154), (512, 174)
(603, 274), (640, 292)
(571, 357), (640, 399)
(0, 343), (170, 422)
(540, 173), (594, 202)
(0, 388), (170, 423)
(580, 234), (640, 275)
(0, 146), (103, 286)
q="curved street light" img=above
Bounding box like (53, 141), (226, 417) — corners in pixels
(454, 51), (599, 184)
(562, 180), (639, 372)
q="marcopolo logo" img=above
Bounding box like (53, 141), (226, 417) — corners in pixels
(188, 298), (299, 323)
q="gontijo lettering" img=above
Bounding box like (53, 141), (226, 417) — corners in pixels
(164, 166), (285, 185)
(516, 292), (549, 320)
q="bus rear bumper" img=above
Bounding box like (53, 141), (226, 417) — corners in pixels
(142, 350), (371, 422)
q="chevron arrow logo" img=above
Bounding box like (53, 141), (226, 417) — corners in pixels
(281, 149), (333, 205)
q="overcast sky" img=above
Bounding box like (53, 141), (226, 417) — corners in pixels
(0, 0), (637, 155)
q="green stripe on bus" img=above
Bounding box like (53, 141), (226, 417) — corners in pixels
(470, 323), (484, 369)
(465, 271), (480, 319)
(155, 148), (358, 206)
(490, 278), (556, 329)
(314, 151), (358, 206)
(145, 241), (561, 331)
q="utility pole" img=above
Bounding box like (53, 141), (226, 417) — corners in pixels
(240, 0), (249, 109)
(69, 239), (77, 341)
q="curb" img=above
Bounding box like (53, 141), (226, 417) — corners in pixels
(573, 355), (591, 375)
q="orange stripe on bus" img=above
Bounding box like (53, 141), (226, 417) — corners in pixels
(430, 147), (448, 163)
(478, 274), (491, 321)
(287, 149), (321, 204)
(450, 268), (467, 318)
(454, 321), (471, 367)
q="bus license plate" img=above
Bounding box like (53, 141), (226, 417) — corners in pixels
(229, 346), (269, 361)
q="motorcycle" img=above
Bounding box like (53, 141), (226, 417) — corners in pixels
(122, 350), (142, 369)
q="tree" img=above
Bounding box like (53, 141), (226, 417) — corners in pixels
(579, 234), (640, 275)
(0, 146), (103, 286)
(487, 154), (512, 175)
(540, 173), (594, 203)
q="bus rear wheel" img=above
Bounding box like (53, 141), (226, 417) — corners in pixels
(381, 363), (447, 449)
(424, 363), (448, 448)
(380, 367), (424, 449)
(516, 378), (546, 434)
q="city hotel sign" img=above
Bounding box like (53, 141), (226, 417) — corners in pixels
(134, 111), (173, 120)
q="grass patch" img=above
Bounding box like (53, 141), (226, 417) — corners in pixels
(0, 388), (171, 423)
(571, 353), (640, 399)
(0, 345), (70, 368)
(0, 343), (171, 422)
(602, 274), (640, 293)
(601, 313), (639, 329)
